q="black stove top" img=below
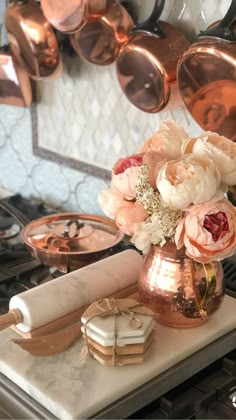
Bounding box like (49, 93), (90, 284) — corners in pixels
(131, 349), (236, 419)
(0, 194), (56, 313)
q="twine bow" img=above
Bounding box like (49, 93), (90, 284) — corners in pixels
(83, 298), (155, 366)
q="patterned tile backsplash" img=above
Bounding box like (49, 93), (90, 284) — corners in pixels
(0, 0), (231, 213)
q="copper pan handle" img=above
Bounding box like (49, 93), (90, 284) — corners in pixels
(130, 0), (166, 38)
(198, 0), (236, 41)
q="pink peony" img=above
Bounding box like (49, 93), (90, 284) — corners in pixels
(143, 151), (166, 187)
(175, 198), (236, 263)
(98, 188), (125, 219)
(182, 131), (236, 185)
(156, 154), (221, 210)
(112, 153), (143, 199)
(112, 151), (164, 197)
(140, 120), (189, 160)
(116, 201), (148, 236)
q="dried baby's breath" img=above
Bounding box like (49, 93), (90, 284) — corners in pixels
(135, 164), (182, 243)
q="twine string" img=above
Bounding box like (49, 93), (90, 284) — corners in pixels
(83, 298), (155, 366)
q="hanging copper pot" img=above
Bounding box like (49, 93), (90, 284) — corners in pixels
(41, 0), (107, 34)
(5, 0), (62, 80)
(0, 46), (32, 107)
(178, 0), (236, 141)
(70, 0), (134, 66)
(116, 0), (190, 113)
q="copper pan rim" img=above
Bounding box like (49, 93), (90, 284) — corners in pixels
(21, 213), (124, 256)
(179, 45), (236, 66)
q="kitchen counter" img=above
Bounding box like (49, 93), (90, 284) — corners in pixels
(0, 295), (236, 419)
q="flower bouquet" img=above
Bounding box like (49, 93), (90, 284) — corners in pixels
(99, 120), (236, 265)
(98, 121), (236, 327)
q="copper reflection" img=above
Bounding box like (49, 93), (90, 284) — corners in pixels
(0, 51), (32, 107)
(178, 39), (236, 140)
(5, 0), (61, 80)
(138, 242), (224, 328)
(41, 0), (87, 33)
(70, 0), (134, 66)
(41, 0), (107, 34)
(116, 21), (190, 113)
(21, 213), (124, 270)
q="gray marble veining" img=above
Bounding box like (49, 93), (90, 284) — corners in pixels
(0, 295), (236, 419)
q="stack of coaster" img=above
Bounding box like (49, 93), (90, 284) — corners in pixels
(81, 298), (155, 366)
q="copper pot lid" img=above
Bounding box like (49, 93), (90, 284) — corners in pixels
(177, 0), (236, 140)
(41, 0), (88, 34)
(21, 213), (124, 256)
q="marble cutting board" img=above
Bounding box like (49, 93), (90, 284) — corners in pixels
(0, 295), (236, 420)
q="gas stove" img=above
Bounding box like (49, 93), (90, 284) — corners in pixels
(130, 348), (236, 419)
(0, 193), (56, 314)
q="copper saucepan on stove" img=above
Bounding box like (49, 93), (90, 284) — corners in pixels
(21, 213), (124, 271)
(0, 200), (124, 271)
(177, 0), (236, 141)
(0, 46), (32, 107)
(116, 0), (190, 113)
(5, 0), (62, 80)
(41, 0), (107, 34)
(70, 0), (134, 66)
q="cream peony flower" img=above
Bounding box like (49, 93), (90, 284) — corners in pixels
(182, 131), (236, 185)
(140, 120), (189, 160)
(175, 198), (236, 263)
(156, 154), (221, 210)
(98, 188), (124, 220)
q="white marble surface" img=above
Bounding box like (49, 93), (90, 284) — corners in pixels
(0, 295), (236, 420)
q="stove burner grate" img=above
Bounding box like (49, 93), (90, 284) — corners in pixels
(222, 258), (236, 298)
(130, 349), (236, 419)
(0, 223), (20, 239)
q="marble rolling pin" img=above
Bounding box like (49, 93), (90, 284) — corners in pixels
(0, 250), (142, 333)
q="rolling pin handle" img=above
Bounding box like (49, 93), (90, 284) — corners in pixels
(0, 309), (23, 331)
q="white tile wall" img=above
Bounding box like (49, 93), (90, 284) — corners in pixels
(0, 0), (231, 213)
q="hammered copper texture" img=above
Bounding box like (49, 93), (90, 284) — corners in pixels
(138, 242), (224, 328)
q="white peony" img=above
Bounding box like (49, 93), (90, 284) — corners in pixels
(140, 120), (190, 160)
(182, 131), (236, 185)
(156, 154), (221, 210)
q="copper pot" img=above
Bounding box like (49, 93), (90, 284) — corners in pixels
(41, 0), (107, 34)
(21, 213), (124, 271)
(5, 0), (62, 80)
(0, 199), (124, 271)
(116, 0), (190, 113)
(70, 0), (134, 66)
(138, 242), (224, 328)
(178, 0), (236, 141)
(0, 47), (32, 107)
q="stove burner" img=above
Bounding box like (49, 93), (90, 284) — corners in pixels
(0, 223), (20, 239)
(0, 215), (15, 230)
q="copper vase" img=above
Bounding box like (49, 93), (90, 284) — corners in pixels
(138, 242), (224, 328)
